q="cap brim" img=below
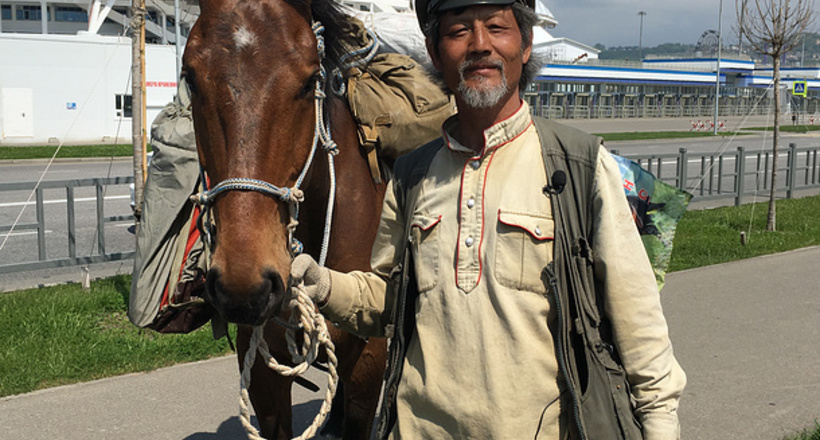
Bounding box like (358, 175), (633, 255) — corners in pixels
(434, 0), (519, 13)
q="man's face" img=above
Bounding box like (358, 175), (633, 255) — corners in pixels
(428, 5), (531, 110)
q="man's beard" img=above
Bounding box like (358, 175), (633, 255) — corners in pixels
(457, 58), (509, 109)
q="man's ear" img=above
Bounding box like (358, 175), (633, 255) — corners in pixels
(522, 32), (533, 64)
(426, 37), (443, 72)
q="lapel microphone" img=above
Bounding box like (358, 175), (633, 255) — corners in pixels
(543, 170), (567, 195)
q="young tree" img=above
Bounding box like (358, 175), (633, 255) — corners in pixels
(735, 0), (815, 231)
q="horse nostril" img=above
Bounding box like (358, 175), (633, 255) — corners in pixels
(206, 268), (282, 326)
(263, 269), (287, 311)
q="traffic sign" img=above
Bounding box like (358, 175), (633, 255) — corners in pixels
(793, 81), (807, 97)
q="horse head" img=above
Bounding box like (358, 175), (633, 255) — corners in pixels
(183, 0), (360, 325)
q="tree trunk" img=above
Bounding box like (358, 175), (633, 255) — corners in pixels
(767, 55), (780, 232)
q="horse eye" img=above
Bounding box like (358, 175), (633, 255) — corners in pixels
(181, 68), (197, 95)
(300, 73), (319, 99)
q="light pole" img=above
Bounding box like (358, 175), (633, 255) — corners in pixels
(713, 0), (723, 135)
(638, 11), (647, 60)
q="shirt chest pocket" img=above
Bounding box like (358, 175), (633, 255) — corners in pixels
(494, 210), (555, 293)
(410, 214), (441, 293)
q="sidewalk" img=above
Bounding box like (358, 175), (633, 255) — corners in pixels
(663, 245), (820, 440)
(1, 247), (818, 440)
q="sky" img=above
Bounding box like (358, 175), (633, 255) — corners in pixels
(546, 0), (743, 48)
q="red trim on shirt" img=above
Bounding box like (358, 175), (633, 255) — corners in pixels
(411, 215), (442, 231)
(475, 148), (499, 287)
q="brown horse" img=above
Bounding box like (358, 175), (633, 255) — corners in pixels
(182, 0), (387, 438)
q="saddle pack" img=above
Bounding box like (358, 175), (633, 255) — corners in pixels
(339, 15), (454, 183)
(128, 81), (220, 335)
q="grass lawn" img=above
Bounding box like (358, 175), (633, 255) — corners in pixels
(785, 422), (820, 440)
(669, 195), (820, 271)
(0, 275), (235, 398)
(594, 130), (743, 142)
(0, 144), (136, 160)
(745, 124), (820, 133)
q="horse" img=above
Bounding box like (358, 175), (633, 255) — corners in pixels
(182, 0), (389, 437)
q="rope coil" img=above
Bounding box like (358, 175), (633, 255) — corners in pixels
(239, 284), (338, 440)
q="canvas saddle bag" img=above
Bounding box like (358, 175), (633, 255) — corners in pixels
(128, 80), (223, 336)
(343, 17), (455, 183)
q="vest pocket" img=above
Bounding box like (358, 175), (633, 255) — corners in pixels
(495, 210), (555, 293)
(410, 214), (441, 292)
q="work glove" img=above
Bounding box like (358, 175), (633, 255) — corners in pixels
(289, 253), (331, 308)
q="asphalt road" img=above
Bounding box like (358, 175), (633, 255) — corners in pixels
(0, 158), (136, 291)
(3, 125), (820, 291)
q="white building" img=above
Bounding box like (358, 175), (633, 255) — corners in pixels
(0, 0), (196, 145)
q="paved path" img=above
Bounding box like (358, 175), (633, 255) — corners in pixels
(663, 245), (820, 440)
(2, 246), (819, 439)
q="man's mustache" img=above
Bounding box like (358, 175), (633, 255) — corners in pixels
(458, 58), (504, 78)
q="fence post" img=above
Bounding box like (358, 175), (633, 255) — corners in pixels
(787, 143), (797, 199)
(736, 146), (746, 207)
(678, 148), (688, 191)
(36, 187), (46, 261)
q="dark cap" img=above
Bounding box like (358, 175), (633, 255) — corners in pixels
(415, 0), (535, 31)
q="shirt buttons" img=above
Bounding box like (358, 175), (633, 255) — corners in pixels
(534, 227), (542, 236)
(466, 197), (476, 208)
(470, 160), (480, 170)
(465, 236), (475, 247)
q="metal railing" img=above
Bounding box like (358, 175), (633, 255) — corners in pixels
(2, 145), (819, 275)
(611, 143), (820, 206)
(0, 176), (136, 274)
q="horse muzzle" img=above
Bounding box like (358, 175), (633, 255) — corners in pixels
(205, 267), (285, 326)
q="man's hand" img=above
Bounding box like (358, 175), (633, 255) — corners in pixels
(290, 254), (331, 307)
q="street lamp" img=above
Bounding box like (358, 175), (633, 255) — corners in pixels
(713, 0), (723, 135)
(638, 11), (647, 60)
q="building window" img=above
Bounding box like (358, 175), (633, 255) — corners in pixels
(2, 4), (12, 20)
(16, 5), (43, 21)
(55, 6), (87, 22)
(116, 94), (133, 118)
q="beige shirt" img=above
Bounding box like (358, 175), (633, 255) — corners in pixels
(324, 102), (685, 440)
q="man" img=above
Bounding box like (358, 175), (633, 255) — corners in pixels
(291, 0), (686, 438)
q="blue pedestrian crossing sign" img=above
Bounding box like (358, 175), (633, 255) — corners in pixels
(793, 81), (807, 97)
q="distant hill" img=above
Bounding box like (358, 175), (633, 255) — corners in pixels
(595, 43), (695, 62)
(595, 32), (820, 66)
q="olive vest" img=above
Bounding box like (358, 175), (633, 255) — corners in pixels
(376, 116), (643, 440)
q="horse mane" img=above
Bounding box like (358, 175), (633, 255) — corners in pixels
(286, 0), (364, 82)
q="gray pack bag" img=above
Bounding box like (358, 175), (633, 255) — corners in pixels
(129, 79), (217, 334)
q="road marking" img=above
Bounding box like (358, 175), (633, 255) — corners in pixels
(1, 230), (53, 237)
(0, 195), (129, 208)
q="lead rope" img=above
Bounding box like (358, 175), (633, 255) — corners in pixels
(239, 283), (338, 440)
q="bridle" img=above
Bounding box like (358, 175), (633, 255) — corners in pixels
(190, 21), (379, 267)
